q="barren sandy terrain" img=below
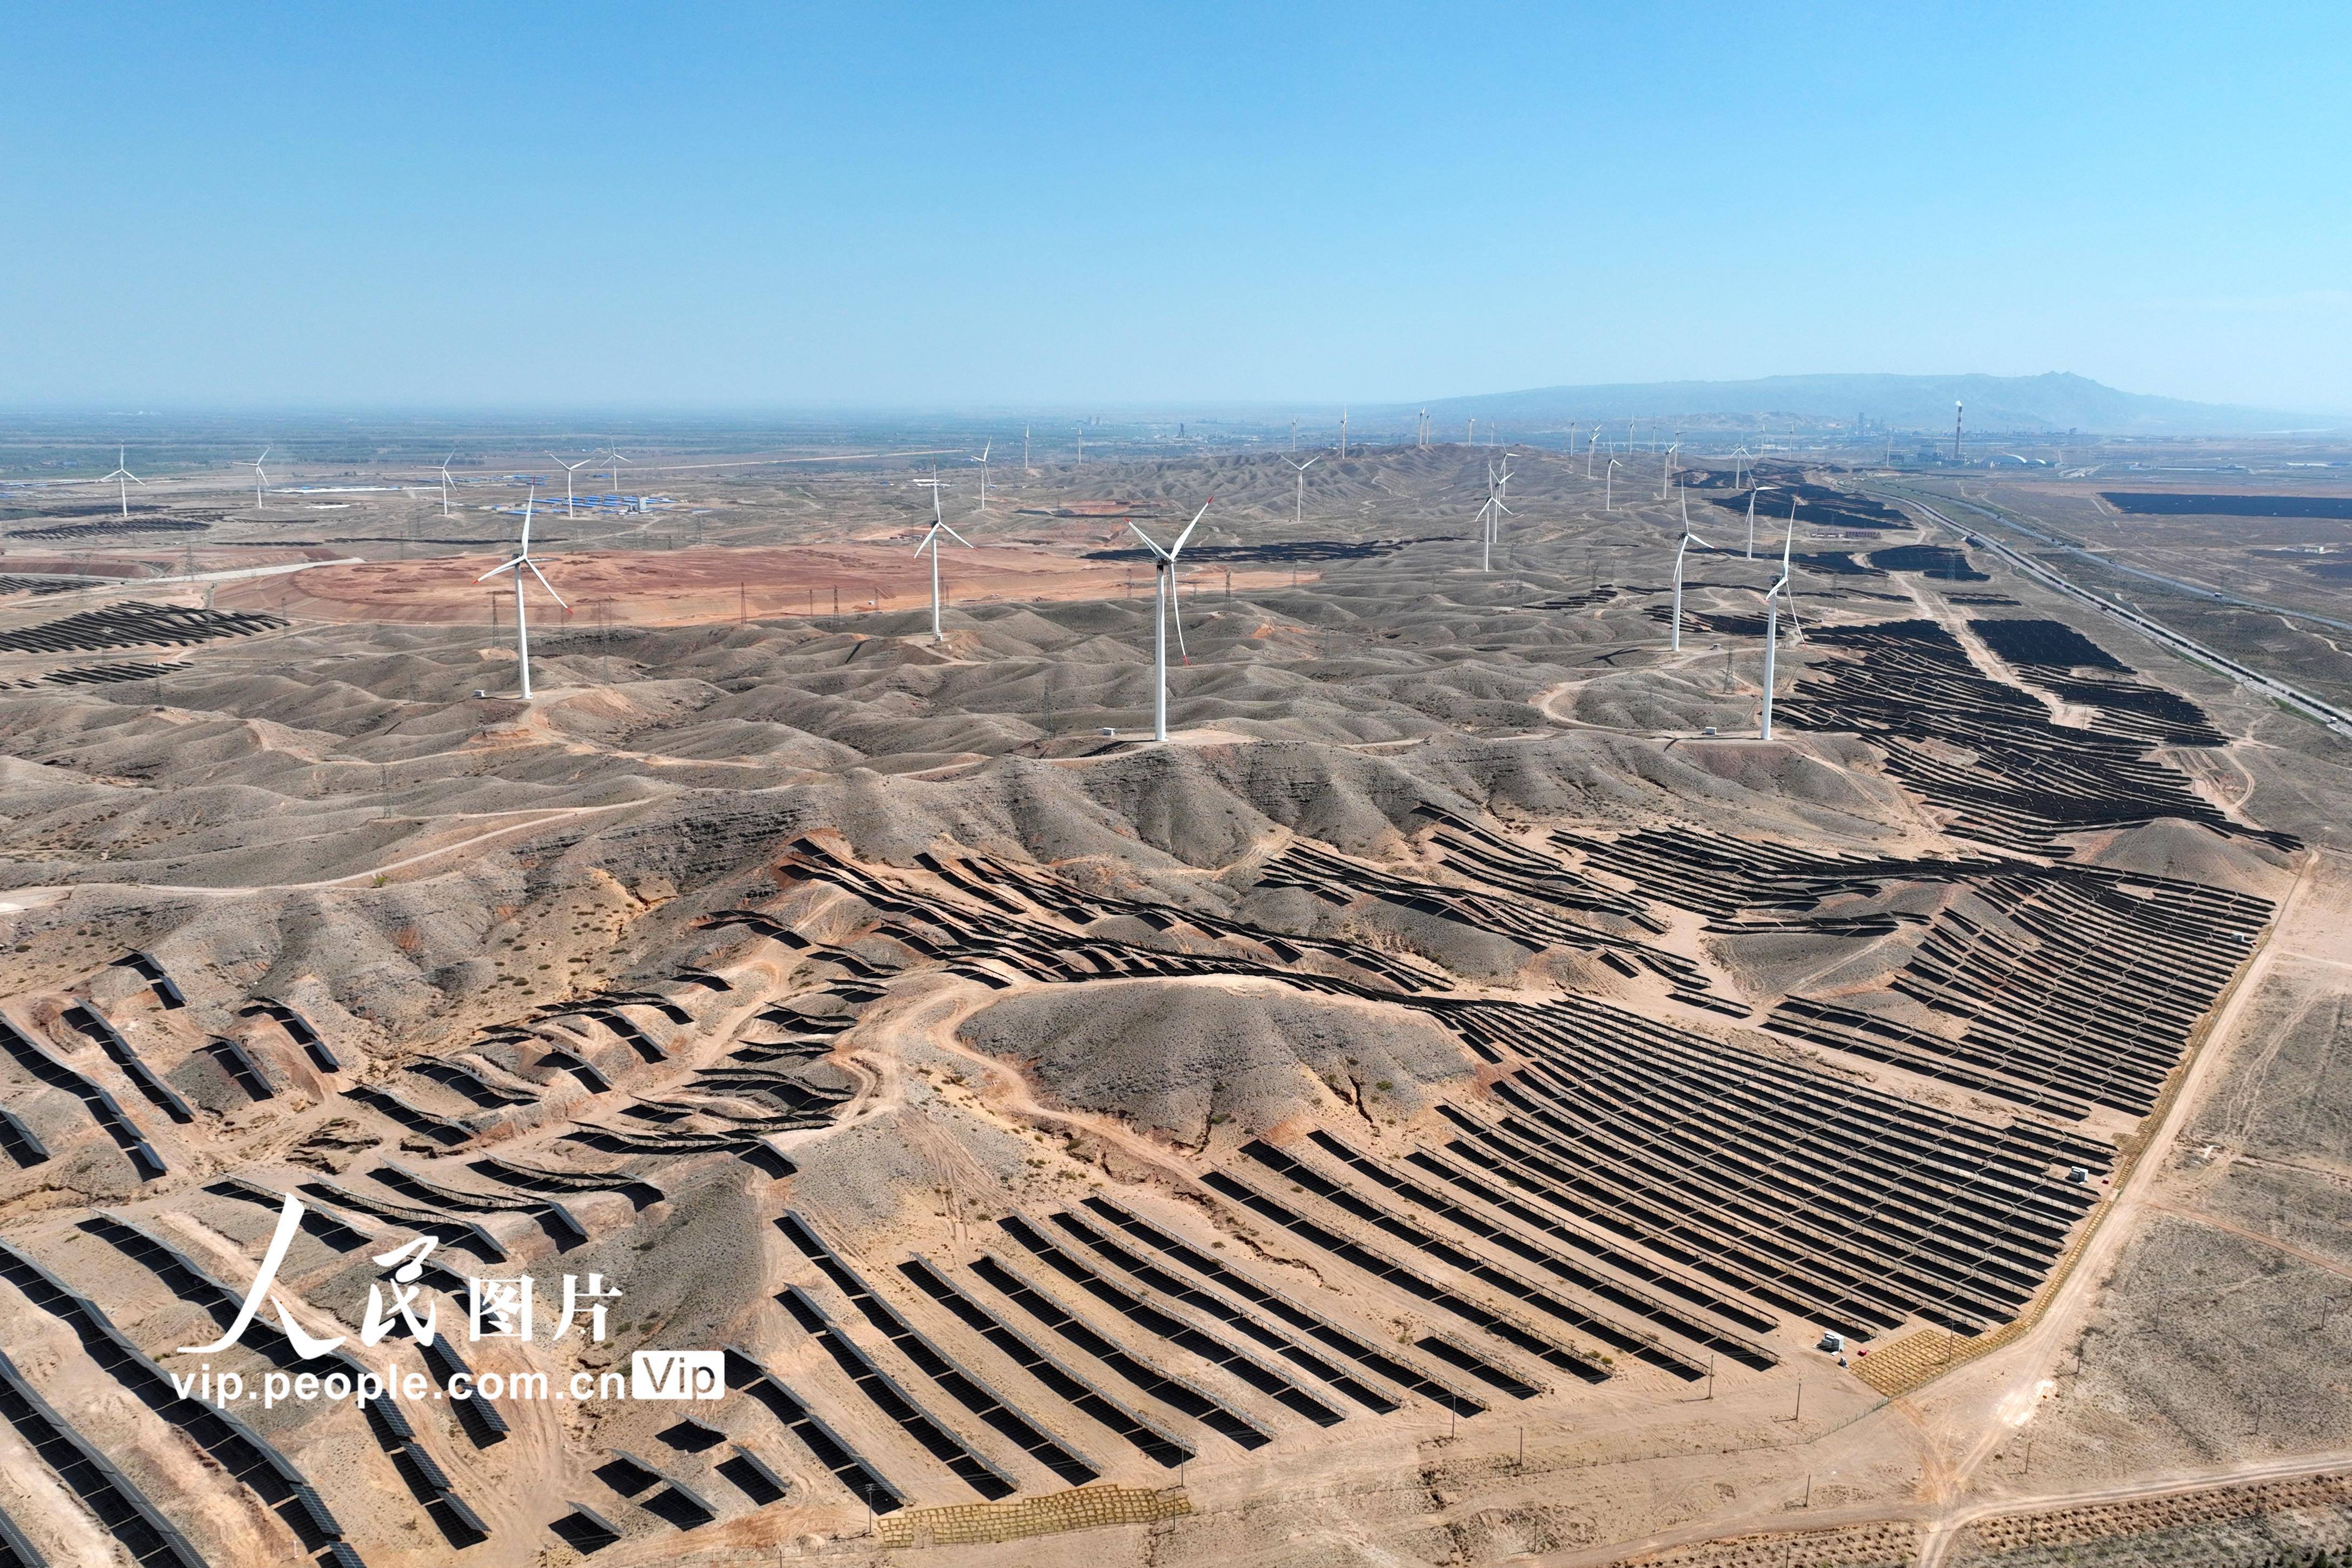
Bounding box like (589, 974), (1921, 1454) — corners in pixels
(1, 438), (2347, 1568)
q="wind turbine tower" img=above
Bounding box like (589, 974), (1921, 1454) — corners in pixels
(1339, 407), (1348, 457)
(913, 464), (973, 642)
(971, 442), (992, 514)
(1479, 457), (1515, 572)
(475, 487), (567, 701)
(1285, 455), (1319, 523)
(1746, 485), (1772, 558)
(250, 447), (271, 514)
(437, 452), (456, 517)
(1758, 516), (1804, 741)
(1670, 508), (1714, 653)
(1953, 402), (1963, 463)
(101, 446), (145, 517)
(1127, 499), (1213, 743)
(548, 452), (596, 517)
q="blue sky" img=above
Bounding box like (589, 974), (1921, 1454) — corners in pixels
(5, 2), (2347, 413)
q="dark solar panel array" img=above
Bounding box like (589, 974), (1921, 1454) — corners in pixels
(776, 1213), (1099, 1485)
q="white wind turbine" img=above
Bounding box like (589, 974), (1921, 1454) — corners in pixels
(1659, 442), (1680, 500)
(250, 447), (271, 514)
(1758, 511), (1804, 740)
(437, 451), (456, 517)
(1586, 424), (1602, 477)
(605, 445), (632, 497)
(1127, 498), (1214, 743)
(101, 445), (145, 516)
(548, 451), (596, 517)
(476, 487), (567, 701)
(913, 464), (973, 642)
(1670, 490), (1715, 653)
(1472, 466), (1498, 568)
(1746, 484), (1773, 558)
(970, 442), (992, 514)
(1483, 455), (1516, 571)
(1284, 455), (1319, 523)
(1605, 456), (1620, 511)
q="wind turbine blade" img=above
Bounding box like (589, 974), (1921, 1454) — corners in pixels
(1127, 520), (1170, 559)
(913, 527), (934, 558)
(1170, 497), (1214, 558)
(1687, 531), (1713, 550)
(476, 559), (524, 583)
(940, 523), (973, 548)
(1169, 569), (1191, 665)
(527, 558), (567, 609)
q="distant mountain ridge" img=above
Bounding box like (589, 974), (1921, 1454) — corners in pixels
(1398, 373), (2318, 435)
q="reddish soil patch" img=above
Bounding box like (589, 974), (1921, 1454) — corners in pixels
(217, 543), (1290, 627)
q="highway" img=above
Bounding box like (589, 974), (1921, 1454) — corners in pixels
(1891, 482), (2352, 637)
(1871, 484), (2352, 740)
